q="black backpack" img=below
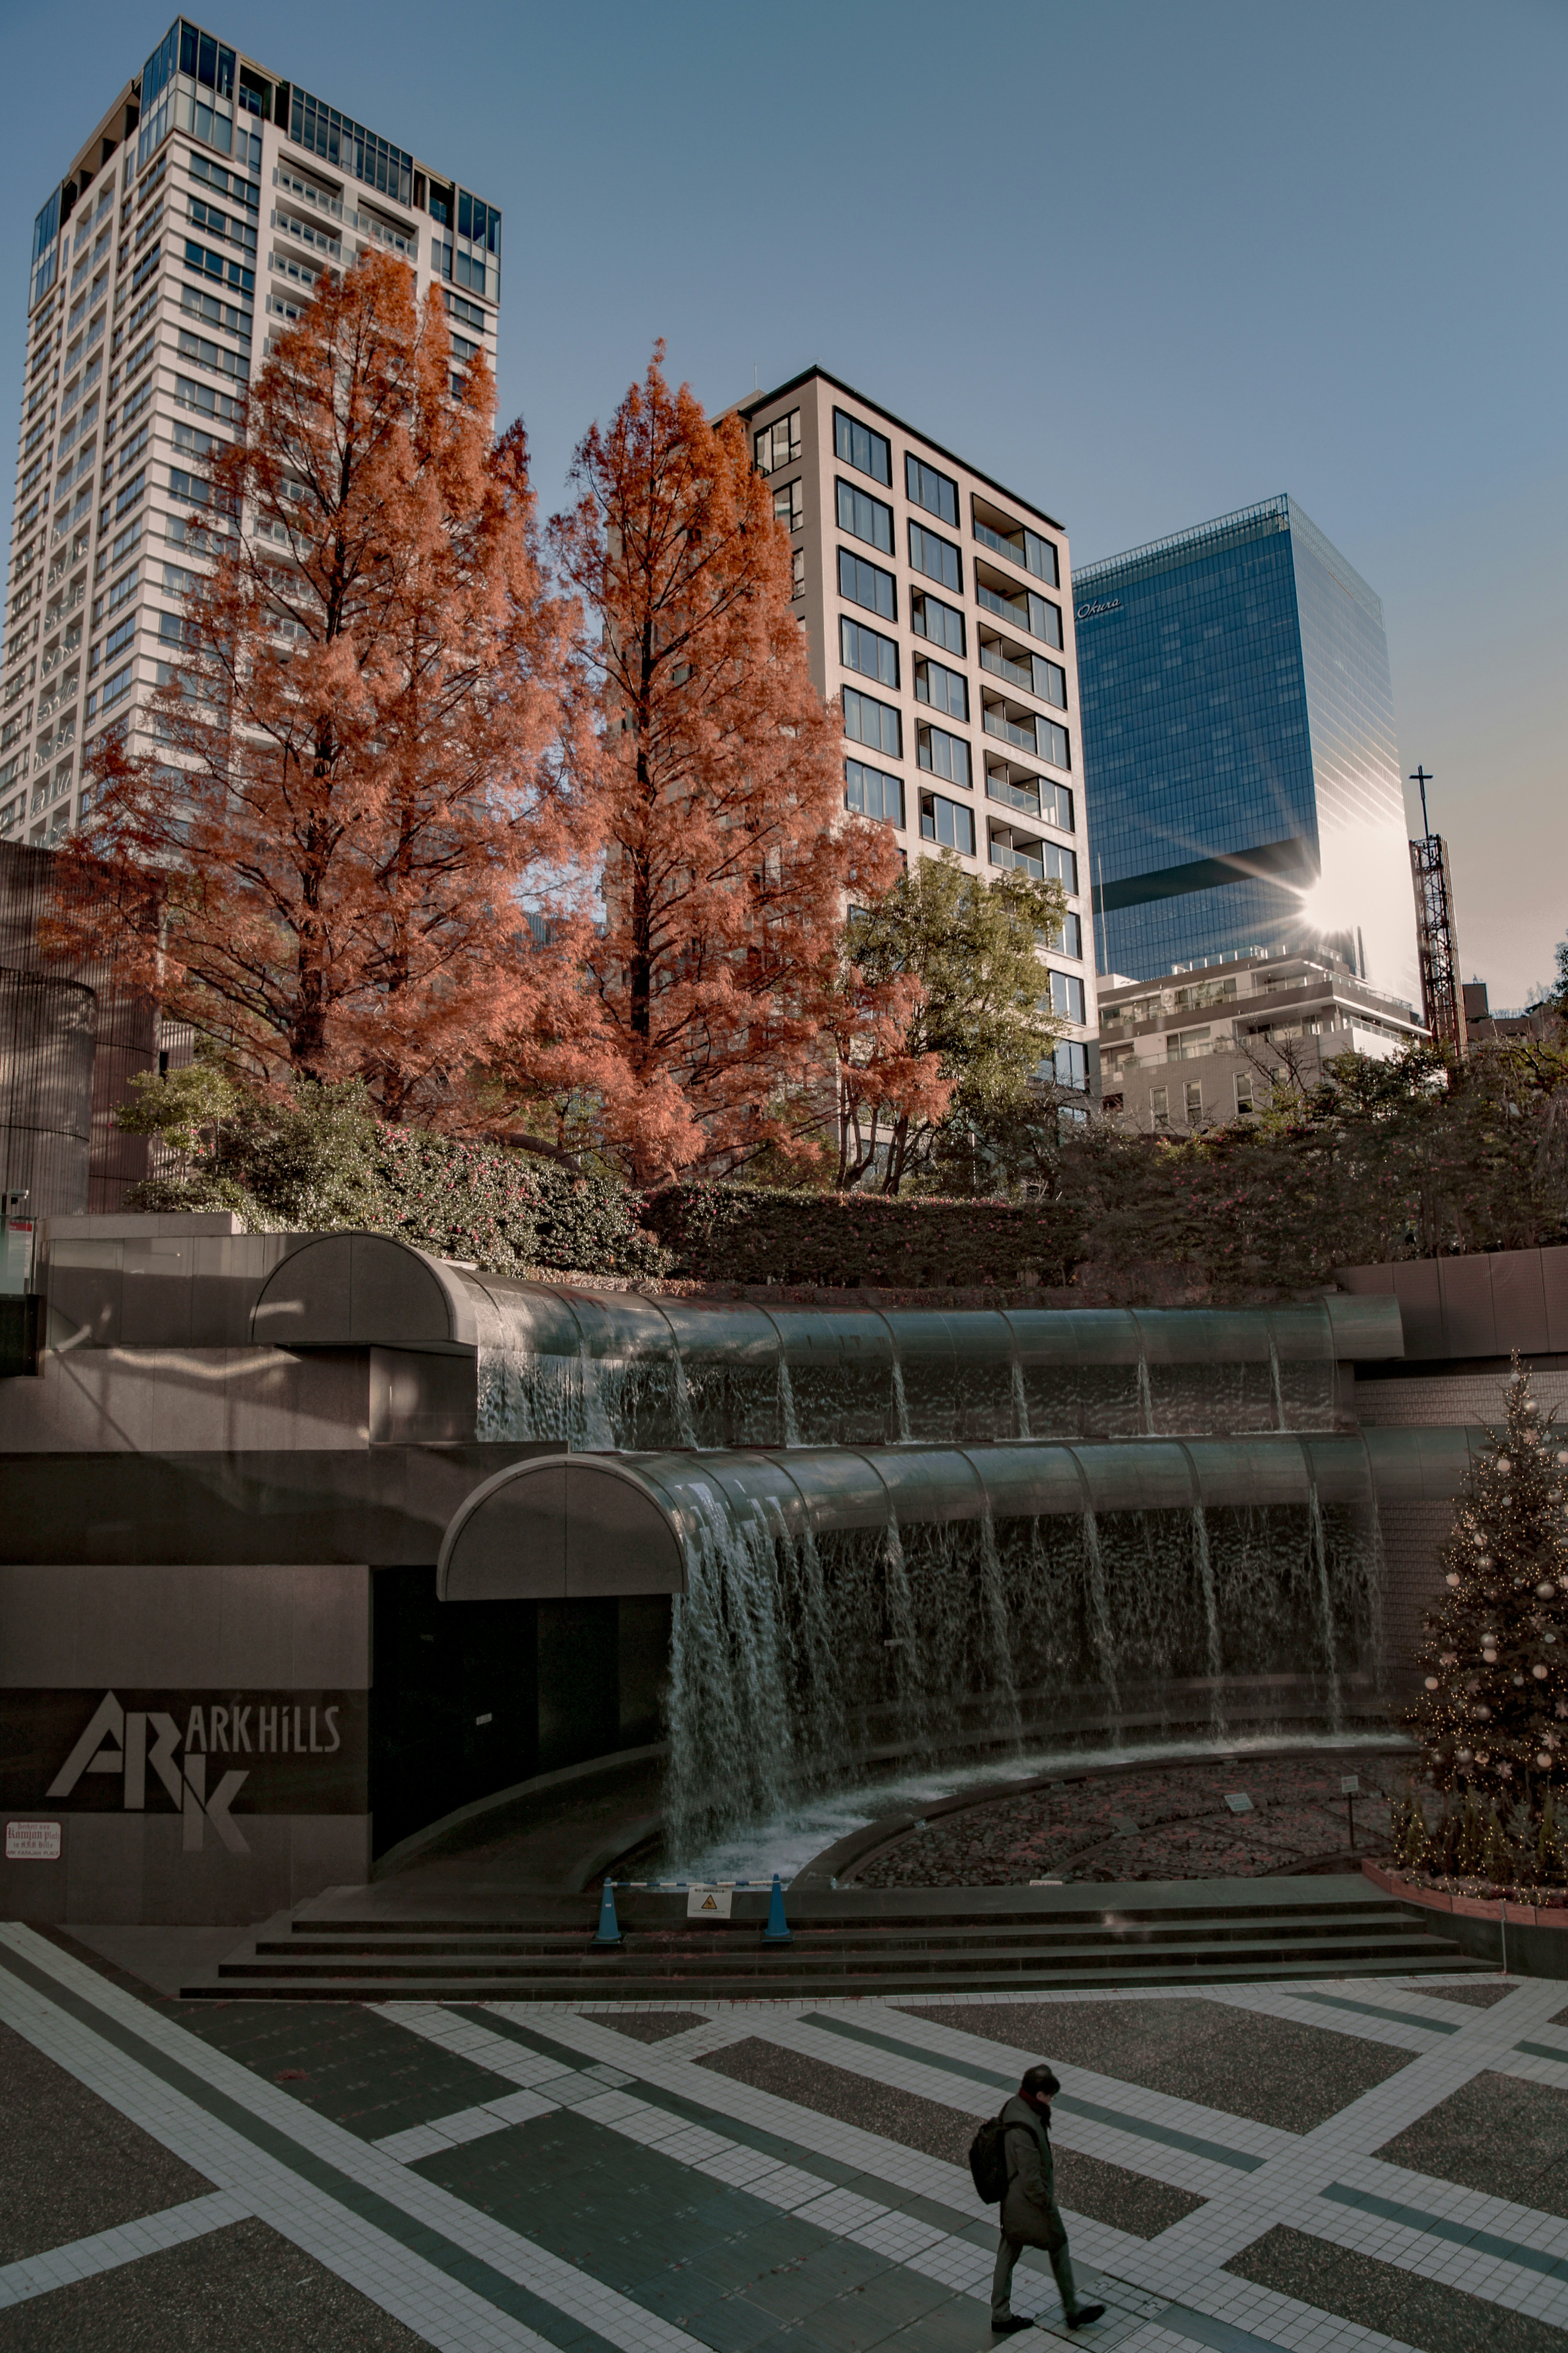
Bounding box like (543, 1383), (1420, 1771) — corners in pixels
(969, 2108), (1011, 2204)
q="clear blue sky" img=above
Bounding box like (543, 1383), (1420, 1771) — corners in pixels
(7, 0), (1564, 1004)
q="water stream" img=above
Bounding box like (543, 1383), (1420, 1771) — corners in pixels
(466, 1283), (1383, 1862)
(657, 1484), (1379, 1858)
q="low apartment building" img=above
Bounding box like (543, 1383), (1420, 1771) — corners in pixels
(733, 369), (1097, 1099)
(1098, 947), (1426, 1133)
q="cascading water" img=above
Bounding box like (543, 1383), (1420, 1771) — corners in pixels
(1190, 1503), (1225, 1738)
(1305, 1477), (1344, 1735)
(472, 1288), (1359, 1452)
(1010, 1354), (1031, 1441)
(671, 1353), (698, 1449)
(890, 1355), (912, 1443)
(978, 1503), (1022, 1752)
(458, 1276), (1396, 1860)
(664, 1483), (795, 1854)
(778, 1358), (801, 1447)
(655, 1466), (1385, 1858)
(1136, 1355), (1155, 1436)
(879, 1504), (925, 1737)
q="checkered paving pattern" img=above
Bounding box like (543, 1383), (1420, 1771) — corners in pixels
(1, 1924), (1566, 2353)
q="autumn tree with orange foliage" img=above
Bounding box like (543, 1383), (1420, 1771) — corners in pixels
(55, 252), (574, 1122)
(501, 349), (924, 1183)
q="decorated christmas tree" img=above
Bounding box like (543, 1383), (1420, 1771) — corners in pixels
(1404, 1359), (1567, 1833)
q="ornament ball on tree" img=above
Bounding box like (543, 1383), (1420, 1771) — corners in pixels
(1405, 1356), (1566, 1813)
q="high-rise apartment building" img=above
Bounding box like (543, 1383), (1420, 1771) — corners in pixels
(1073, 495), (1420, 1007)
(2, 18), (499, 850)
(735, 370), (1098, 1097)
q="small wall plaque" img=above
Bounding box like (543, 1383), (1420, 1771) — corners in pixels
(6, 1820), (62, 1860)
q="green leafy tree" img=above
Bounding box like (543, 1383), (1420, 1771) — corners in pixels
(1405, 1360), (1568, 1817)
(114, 1066), (240, 1174)
(833, 856), (1066, 1194)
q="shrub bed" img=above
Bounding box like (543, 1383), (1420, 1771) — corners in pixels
(644, 1181), (1080, 1289)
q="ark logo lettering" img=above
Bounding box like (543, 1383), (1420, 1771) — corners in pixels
(48, 1691), (261, 1853)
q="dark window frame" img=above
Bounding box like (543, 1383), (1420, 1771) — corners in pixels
(844, 757), (904, 829)
(906, 451), (958, 526)
(843, 684), (903, 761)
(913, 655), (968, 721)
(840, 614), (900, 690)
(836, 475), (895, 555)
(833, 407), (891, 487)
(918, 788), (976, 856)
(916, 722), (972, 788)
(837, 546), (896, 622)
(911, 590), (966, 657)
(909, 519), (961, 592)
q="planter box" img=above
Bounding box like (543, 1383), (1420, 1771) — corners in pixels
(1362, 1859), (1568, 1978)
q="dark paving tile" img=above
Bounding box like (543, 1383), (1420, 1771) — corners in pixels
(586, 2011), (708, 2043)
(0, 2215), (431, 2351)
(0, 2017), (214, 2264)
(905, 1998), (1413, 2132)
(1374, 2070), (1568, 2220)
(693, 2038), (1198, 2239)
(417, 2108), (958, 2350)
(1419, 1980), (1517, 2009)
(170, 2000), (512, 2141)
(1224, 2221), (1568, 2353)
(698, 2037), (982, 2163)
(1552, 2003), (1568, 2031)
(879, 2304), (996, 2353)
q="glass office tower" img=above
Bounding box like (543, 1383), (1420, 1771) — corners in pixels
(1073, 495), (1419, 1006)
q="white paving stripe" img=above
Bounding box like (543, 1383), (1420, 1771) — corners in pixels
(0, 1925), (710, 2353)
(462, 1986), (1568, 2338)
(0, 2190), (249, 2311)
(379, 2000), (1158, 2327)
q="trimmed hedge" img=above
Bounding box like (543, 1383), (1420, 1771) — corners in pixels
(644, 1182), (1079, 1289)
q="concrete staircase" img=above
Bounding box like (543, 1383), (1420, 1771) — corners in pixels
(181, 1878), (1493, 2001)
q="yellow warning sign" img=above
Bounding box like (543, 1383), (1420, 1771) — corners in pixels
(686, 1884), (734, 1919)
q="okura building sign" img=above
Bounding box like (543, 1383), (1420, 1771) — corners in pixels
(5, 1690), (368, 1855)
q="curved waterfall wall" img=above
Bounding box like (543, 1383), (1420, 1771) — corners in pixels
(610, 1437), (1384, 1853)
(465, 1280), (1398, 1451)
(441, 1272), (1406, 1860)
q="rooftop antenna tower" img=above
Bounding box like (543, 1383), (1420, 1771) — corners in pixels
(1408, 765), (1467, 1059)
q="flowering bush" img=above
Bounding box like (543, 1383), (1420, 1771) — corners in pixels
(124, 1078), (669, 1279)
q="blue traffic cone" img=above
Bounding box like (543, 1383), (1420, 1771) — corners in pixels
(594, 1880), (623, 1947)
(762, 1872), (792, 1944)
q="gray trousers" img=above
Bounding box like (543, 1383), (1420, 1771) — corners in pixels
(991, 2226), (1078, 2322)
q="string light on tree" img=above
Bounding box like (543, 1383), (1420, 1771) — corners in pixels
(1405, 1356), (1566, 1809)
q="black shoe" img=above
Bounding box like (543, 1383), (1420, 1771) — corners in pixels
(1065, 2306), (1106, 2329)
(991, 2319), (1034, 2335)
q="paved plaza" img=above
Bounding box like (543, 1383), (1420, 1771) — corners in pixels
(1, 1927), (1566, 2351)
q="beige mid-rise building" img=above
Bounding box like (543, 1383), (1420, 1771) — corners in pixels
(1098, 946), (1426, 1133)
(735, 369), (1097, 1100)
(3, 16), (499, 852)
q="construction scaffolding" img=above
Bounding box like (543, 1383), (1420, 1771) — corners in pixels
(1407, 765), (1466, 1060)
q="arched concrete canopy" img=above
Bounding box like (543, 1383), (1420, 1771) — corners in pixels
(250, 1231), (478, 1352)
(438, 1454), (687, 1602)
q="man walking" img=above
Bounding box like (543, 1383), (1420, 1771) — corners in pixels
(991, 2064), (1105, 2333)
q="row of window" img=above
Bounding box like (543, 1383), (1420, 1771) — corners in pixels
(838, 672), (1073, 806)
(760, 402), (1062, 583)
(1144, 1075), (1258, 1128)
(831, 526), (1065, 668)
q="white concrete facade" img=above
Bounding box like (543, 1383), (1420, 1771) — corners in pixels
(736, 369), (1098, 1097)
(1098, 947), (1426, 1135)
(2, 18), (498, 850)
